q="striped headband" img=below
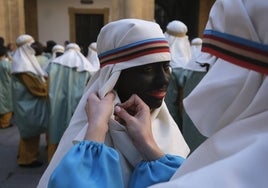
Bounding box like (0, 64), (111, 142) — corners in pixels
(98, 38), (170, 68)
(202, 29), (268, 74)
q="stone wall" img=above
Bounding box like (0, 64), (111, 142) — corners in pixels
(0, 0), (25, 44)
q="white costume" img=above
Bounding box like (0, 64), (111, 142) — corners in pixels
(38, 19), (190, 188)
(151, 0), (268, 187)
(47, 43), (93, 144)
(164, 20), (191, 68)
(86, 42), (100, 72)
(190, 37), (202, 59)
(11, 34), (48, 138)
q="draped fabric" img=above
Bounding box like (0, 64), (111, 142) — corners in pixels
(150, 0), (268, 187)
(11, 35), (47, 83)
(12, 74), (48, 138)
(0, 59), (13, 114)
(48, 141), (184, 188)
(47, 63), (91, 144)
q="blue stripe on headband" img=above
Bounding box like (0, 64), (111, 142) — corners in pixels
(98, 38), (168, 58)
(203, 29), (268, 53)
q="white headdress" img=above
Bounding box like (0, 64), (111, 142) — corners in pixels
(53, 43), (94, 72)
(190, 37), (202, 59)
(12, 34), (47, 82)
(164, 20), (191, 68)
(51, 44), (65, 60)
(86, 42), (100, 72)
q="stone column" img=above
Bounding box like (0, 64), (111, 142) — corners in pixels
(198, 0), (215, 37)
(0, 0), (25, 44)
(112, 0), (154, 21)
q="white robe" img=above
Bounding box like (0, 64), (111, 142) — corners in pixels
(150, 0), (268, 187)
(38, 55), (190, 188)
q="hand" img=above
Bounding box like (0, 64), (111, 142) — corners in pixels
(84, 92), (115, 142)
(114, 94), (164, 161)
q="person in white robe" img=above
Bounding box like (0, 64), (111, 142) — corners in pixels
(38, 18), (190, 188)
(50, 44), (64, 61)
(0, 45), (13, 129)
(150, 0), (268, 187)
(46, 43), (93, 161)
(12, 34), (48, 167)
(86, 42), (100, 72)
(190, 37), (202, 59)
(164, 20), (192, 130)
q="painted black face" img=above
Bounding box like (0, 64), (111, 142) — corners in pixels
(115, 61), (171, 110)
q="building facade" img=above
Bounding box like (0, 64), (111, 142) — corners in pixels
(0, 0), (214, 54)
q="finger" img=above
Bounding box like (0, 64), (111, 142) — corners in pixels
(85, 92), (99, 112)
(118, 94), (140, 109)
(104, 91), (115, 101)
(87, 92), (100, 102)
(114, 105), (133, 124)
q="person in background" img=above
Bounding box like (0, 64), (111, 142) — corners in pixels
(164, 20), (191, 130)
(86, 42), (100, 72)
(179, 56), (210, 153)
(11, 34), (48, 168)
(44, 40), (56, 59)
(190, 37), (202, 59)
(150, 0), (268, 187)
(164, 20), (191, 69)
(50, 44), (64, 60)
(31, 41), (49, 70)
(64, 40), (70, 48)
(42, 44), (65, 72)
(38, 18), (190, 188)
(179, 37), (209, 152)
(46, 43), (93, 162)
(6, 42), (16, 61)
(0, 37), (5, 47)
(0, 45), (13, 129)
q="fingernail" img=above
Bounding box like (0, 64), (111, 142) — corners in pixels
(114, 106), (121, 113)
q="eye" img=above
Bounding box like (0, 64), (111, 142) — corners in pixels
(163, 62), (171, 72)
(141, 65), (153, 73)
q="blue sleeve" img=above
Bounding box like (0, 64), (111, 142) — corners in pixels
(48, 140), (124, 188)
(129, 154), (185, 188)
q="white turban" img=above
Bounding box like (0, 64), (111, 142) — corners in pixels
(164, 20), (192, 68)
(51, 44), (65, 60)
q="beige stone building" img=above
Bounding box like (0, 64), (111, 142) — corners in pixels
(0, 0), (214, 54)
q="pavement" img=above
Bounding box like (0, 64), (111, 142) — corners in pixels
(0, 124), (48, 188)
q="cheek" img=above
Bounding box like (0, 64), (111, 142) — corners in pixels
(130, 77), (149, 93)
(134, 76), (153, 91)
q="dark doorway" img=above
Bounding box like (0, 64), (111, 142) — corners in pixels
(24, 0), (38, 40)
(155, 0), (199, 40)
(75, 14), (103, 55)
(69, 8), (109, 56)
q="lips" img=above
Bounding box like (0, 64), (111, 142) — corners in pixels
(147, 90), (167, 99)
